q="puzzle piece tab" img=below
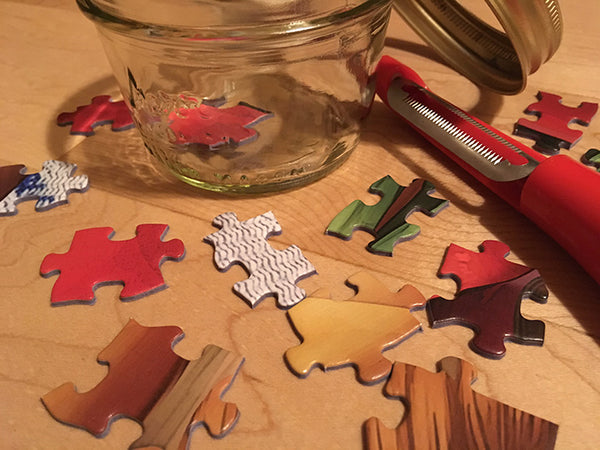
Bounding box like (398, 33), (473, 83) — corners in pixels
(364, 357), (559, 449)
(326, 176), (448, 255)
(204, 211), (316, 308)
(582, 148), (600, 172)
(427, 240), (548, 358)
(169, 102), (273, 149)
(514, 91), (598, 154)
(40, 224), (185, 304)
(285, 272), (426, 384)
(57, 95), (135, 136)
(42, 319), (243, 448)
(0, 160), (88, 216)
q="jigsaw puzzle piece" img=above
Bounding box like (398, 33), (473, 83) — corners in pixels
(514, 91), (598, 154)
(42, 320), (244, 448)
(40, 224), (185, 304)
(0, 160), (88, 216)
(204, 211), (316, 308)
(427, 241), (549, 358)
(177, 375), (240, 449)
(364, 358), (559, 449)
(285, 272), (425, 384)
(57, 95), (135, 136)
(0, 164), (27, 201)
(326, 176), (448, 255)
(168, 101), (273, 149)
(582, 148), (600, 172)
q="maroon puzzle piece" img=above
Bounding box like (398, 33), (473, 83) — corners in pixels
(514, 91), (598, 154)
(57, 95), (135, 136)
(168, 102), (273, 149)
(40, 224), (185, 305)
(427, 240), (549, 359)
(0, 164), (27, 201)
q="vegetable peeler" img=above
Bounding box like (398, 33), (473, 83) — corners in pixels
(376, 55), (600, 285)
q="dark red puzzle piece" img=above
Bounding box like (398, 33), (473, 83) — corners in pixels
(0, 164), (27, 201)
(427, 240), (549, 359)
(168, 101), (273, 149)
(40, 224), (185, 305)
(514, 91), (598, 154)
(57, 95), (135, 136)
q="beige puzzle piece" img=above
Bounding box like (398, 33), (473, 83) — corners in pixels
(285, 272), (426, 384)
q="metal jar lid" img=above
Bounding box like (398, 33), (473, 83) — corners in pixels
(392, 0), (563, 94)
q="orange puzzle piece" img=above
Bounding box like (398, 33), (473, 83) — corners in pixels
(42, 319), (243, 448)
(364, 357), (559, 449)
(285, 272), (426, 384)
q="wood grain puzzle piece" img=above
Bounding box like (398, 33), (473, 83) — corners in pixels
(364, 357), (559, 450)
(57, 95), (135, 136)
(582, 148), (600, 172)
(204, 211), (316, 308)
(40, 224), (185, 305)
(42, 319), (244, 449)
(0, 164), (27, 201)
(285, 272), (426, 384)
(0, 160), (88, 216)
(176, 375), (240, 449)
(168, 102), (273, 149)
(427, 240), (549, 359)
(514, 91), (598, 154)
(326, 176), (448, 255)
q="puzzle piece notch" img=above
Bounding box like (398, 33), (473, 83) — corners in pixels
(40, 224), (185, 304)
(42, 319), (244, 448)
(285, 272), (425, 384)
(514, 91), (598, 154)
(204, 211), (316, 309)
(326, 176), (448, 255)
(0, 160), (89, 216)
(428, 240), (549, 358)
(168, 101), (273, 149)
(364, 358), (559, 449)
(57, 95), (135, 136)
(582, 148), (600, 172)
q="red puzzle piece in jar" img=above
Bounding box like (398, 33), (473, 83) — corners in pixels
(168, 102), (273, 149)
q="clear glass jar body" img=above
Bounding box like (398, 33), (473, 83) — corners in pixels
(77, 0), (392, 193)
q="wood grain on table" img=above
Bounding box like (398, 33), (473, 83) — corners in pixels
(1, 1), (599, 449)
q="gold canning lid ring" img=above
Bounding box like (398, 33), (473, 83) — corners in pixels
(392, 0), (563, 94)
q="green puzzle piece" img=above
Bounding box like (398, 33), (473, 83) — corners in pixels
(582, 148), (600, 172)
(326, 176), (448, 255)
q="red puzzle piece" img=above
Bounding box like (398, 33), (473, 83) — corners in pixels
(168, 102), (273, 149)
(514, 91), (598, 154)
(40, 224), (185, 305)
(427, 240), (549, 358)
(57, 95), (135, 136)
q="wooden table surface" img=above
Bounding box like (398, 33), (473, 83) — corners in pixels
(2, 1), (599, 448)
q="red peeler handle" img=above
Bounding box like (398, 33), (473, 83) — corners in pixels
(376, 55), (600, 285)
(521, 155), (600, 284)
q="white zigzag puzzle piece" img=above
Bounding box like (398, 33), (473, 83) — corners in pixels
(204, 211), (316, 308)
(0, 160), (89, 216)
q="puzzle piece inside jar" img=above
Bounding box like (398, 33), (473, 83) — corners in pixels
(326, 176), (448, 255)
(363, 357), (559, 449)
(40, 224), (185, 305)
(285, 272), (426, 384)
(514, 91), (598, 154)
(204, 211), (316, 308)
(427, 240), (549, 359)
(168, 101), (273, 149)
(42, 319), (243, 448)
(0, 160), (88, 216)
(582, 148), (600, 172)
(57, 95), (134, 136)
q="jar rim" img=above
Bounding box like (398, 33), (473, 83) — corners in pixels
(76, 0), (392, 38)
